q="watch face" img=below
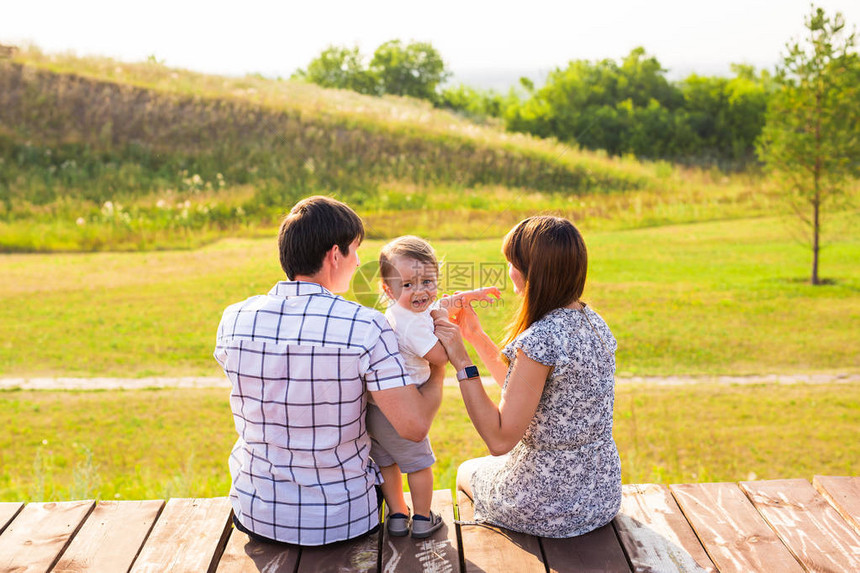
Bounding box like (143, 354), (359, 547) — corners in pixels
(457, 365), (479, 380)
(457, 366), (478, 381)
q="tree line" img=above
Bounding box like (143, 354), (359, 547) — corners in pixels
(295, 4), (858, 285)
(295, 44), (773, 170)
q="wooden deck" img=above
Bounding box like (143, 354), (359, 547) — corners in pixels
(1, 476), (857, 572)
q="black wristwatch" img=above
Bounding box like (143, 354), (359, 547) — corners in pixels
(456, 365), (480, 381)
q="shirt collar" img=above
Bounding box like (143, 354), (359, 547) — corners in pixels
(269, 280), (334, 299)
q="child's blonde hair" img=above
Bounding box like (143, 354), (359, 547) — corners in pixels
(378, 236), (438, 287)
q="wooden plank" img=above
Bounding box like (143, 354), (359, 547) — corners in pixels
(541, 523), (631, 573)
(670, 482), (804, 573)
(52, 500), (164, 573)
(292, 492), (386, 573)
(215, 526), (300, 573)
(814, 475), (860, 536)
(456, 490), (545, 572)
(379, 489), (459, 573)
(296, 528), (380, 572)
(613, 484), (716, 572)
(0, 502), (24, 534)
(130, 497), (232, 573)
(740, 478), (860, 572)
(0, 500), (95, 573)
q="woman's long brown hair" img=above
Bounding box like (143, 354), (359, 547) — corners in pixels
(502, 216), (588, 351)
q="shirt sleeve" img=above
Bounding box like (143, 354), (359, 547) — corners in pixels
(213, 311), (230, 369)
(502, 319), (561, 367)
(362, 314), (418, 391)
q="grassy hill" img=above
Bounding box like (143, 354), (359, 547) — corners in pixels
(0, 47), (779, 251)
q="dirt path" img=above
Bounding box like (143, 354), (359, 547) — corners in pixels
(1, 373), (857, 391)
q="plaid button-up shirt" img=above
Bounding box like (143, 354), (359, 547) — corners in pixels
(215, 281), (415, 546)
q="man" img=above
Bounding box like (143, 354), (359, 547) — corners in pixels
(215, 196), (444, 546)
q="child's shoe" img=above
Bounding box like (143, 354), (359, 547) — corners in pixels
(411, 511), (443, 539)
(386, 512), (410, 537)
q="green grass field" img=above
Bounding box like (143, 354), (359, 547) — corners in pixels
(1, 212), (857, 504)
(1, 214), (857, 378)
(2, 47), (857, 505)
(2, 210), (858, 501)
(2, 382), (856, 502)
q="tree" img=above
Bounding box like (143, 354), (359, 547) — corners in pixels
(680, 65), (773, 167)
(293, 45), (378, 95)
(369, 40), (450, 102)
(295, 40), (451, 103)
(438, 84), (511, 120)
(505, 48), (686, 157)
(756, 6), (860, 285)
(722, 65), (773, 163)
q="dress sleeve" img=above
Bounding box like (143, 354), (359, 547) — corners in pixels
(502, 318), (561, 367)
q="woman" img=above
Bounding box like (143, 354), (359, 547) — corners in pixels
(433, 216), (621, 537)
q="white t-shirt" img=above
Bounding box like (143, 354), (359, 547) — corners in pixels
(384, 302), (440, 385)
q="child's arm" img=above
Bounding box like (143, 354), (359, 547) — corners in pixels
(437, 286), (501, 315)
(423, 341), (449, 367)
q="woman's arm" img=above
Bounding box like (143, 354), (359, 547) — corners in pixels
(453, 303), (507, 387)
(458, 350), (549, 455)
(434, 312), (550, 455)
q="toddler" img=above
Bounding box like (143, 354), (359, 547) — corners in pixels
(367, 235), (500, 538)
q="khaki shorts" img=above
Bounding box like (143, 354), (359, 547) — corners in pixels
(366, 403), (435, 473)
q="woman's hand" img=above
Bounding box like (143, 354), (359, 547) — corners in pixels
(431, 310), (472, 370)
(450, 301), (485, 344)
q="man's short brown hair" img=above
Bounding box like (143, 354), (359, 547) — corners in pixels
(278, 196), (365, 280)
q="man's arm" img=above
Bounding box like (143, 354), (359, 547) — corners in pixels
(370, 363), (444, 441)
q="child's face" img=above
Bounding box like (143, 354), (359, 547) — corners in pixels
(384, 256), (438, 313)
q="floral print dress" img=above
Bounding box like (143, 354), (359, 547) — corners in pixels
(468, 306), (622, 537)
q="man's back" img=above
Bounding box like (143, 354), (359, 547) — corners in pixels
(216, 280), (413, 546)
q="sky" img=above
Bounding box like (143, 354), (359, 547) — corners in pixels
(3, 1), (859, 88)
